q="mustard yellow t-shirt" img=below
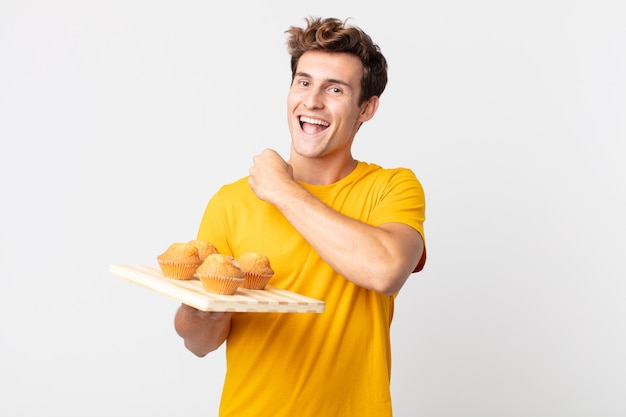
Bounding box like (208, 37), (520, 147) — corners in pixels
(197, 161), (426, 417)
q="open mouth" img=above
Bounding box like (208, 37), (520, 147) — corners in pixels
(299, 116), (330, 134)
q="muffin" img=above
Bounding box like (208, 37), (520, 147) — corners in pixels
(196, 253), (245, 295)
(237, 252), (274, 290)
(157, 242), (202, 280)
(188, 239), (219, 261)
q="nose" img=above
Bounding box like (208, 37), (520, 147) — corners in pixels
(302, 87), (324, 109)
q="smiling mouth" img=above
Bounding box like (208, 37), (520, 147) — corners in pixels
(299, 116), (330, 134)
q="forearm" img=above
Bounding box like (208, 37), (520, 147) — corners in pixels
(174, 305), (231, 357)
(273, 183), (423, 295)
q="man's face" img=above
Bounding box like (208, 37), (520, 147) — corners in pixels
(287, 50), (371, 160)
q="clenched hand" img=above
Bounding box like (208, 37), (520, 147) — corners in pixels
(248, 149), (296, 204)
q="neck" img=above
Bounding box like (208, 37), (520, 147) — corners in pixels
(289, 154), (358, 186)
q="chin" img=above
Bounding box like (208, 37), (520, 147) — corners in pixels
(292, 142), (323, 159)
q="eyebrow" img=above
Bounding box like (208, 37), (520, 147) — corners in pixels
(295, 71), (352, 88)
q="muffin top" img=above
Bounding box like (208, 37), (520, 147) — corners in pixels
(157, 242), (202, 265)
(196, 254), (244, 278)
(188, 239), (219, 261)
(237, 252), (274, 276)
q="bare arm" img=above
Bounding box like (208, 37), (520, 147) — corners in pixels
(174, 304), (231, 357)
(248, 150), (424, 295)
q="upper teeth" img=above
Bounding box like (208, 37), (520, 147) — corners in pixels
(300, 116), (329, 127)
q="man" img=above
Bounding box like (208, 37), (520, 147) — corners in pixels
(175, 16), (426, 416)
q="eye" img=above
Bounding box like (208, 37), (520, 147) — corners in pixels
(328, 86), (342, 94)
(298, 80), (310, 87)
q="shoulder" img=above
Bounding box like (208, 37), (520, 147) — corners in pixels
(204, 177), (256, 213)
(214, 176), (253, 197)
(355, 162), (423, 189)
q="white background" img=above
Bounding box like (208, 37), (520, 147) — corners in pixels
(1, 1), (624, 416)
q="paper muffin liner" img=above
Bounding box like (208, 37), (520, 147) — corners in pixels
(197, 274), (244, 295)
(241, 272), (274, 290)
(158, 260), (200, 280)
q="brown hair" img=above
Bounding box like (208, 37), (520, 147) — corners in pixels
(285, 17), (388, 105)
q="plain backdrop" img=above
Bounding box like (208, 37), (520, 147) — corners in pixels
(1, 1), (624, 416)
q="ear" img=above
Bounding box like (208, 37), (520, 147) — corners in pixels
(357, 96), (380, 123)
